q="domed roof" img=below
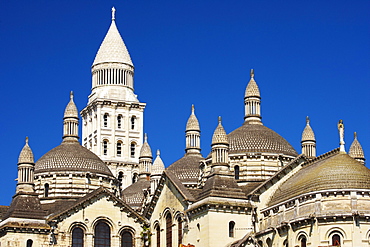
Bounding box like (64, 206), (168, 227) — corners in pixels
(122, 178), (150, 210)
(349, 132), (365, 160)
(35, 141), (113, 177)
(166, 154), (204, 184)
(245, 70), (260, 98)
(18, 137), (34, 164)
(186, 105), (200, 131)
(212, 117), (228, 144)
(93, 8), (133, 67)
(228, 123), (298, 156)
(139, 134), (152, 158)
(64, 92), (78, 118)
(152, 150), (165, 175)
(301, 117), (315, 142)
(268, 152), (370, 206)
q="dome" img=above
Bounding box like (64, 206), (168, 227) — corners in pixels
(245, 77), (260, 98)
(186, 105), (200, 131)
(166, 154), (204, 184)
(93, 10), (133, 67)
(152, 150), (165, 175)
(35, 141), (113, 177)
(122, 179), (150, 209)
(349, 132), (365, 160)
(268, 152), (370, 206)
(301, 117), (315, 142)
(227, 123), (298, 156)
(212, 117), (228, 144)
(139, 135), (152, 158)
(64, 92), (78, 118)
(18, 137), (34, 164)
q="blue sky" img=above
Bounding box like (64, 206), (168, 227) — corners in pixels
(0, 0), (369, 205)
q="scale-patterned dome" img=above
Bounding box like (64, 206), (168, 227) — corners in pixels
(167, 154), (204, 184)
(268, 152), (370, 206)
(35, 141), (113, 177)
(228, 123), (298, 157)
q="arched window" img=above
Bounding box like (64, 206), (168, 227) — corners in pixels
(132, 173), (138, 184)
(130, 143), (136, 158)
(266, 238), (272, 247)
(26, 239), (33, 247)
(229, 221), (235, 238)
(332, 234), (341, 246)
(234, 165), (240, 180)
(298, 235), (307, 247)
(94, 221), (111, 247)
(178, 218), (182, 246)
(72, 227), (84, 247)
(117, 115), (122, 129)
(44, 183), (49, 197)
(257, 240), (263, 247)
(118, 171), (123, 185)
(117, 142), (122, 157)
(103, 140), (108, 156)
(130, 116), (136, 130)
(103, 113), (109, 127)
(166, 214), (172, 247)
(121, 231), (133, 247)
(156, 225), (161, 247)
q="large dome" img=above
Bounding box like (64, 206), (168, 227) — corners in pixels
(167, 154), (204, 184)
(227, 123), (298, 157)
(268, 152), (370, 206)
(35, 141), (113, 177)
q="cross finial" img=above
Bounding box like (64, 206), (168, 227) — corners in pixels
(112, 7), (116, 20)
(191, 104), (195, 114)
(338, 120), (345, 153)
(157, 149), (160, 156)
(144, 133), (148, 142)
(70, 91), (74, 99)
(25, 136), (29, 144)
(218, 116), (222, 124)
(354, 132), (357, 139)
(250, 69), (254, 78)
(306, 116), (310, 124)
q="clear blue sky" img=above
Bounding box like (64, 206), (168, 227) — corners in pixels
(0, 0), (369, 206)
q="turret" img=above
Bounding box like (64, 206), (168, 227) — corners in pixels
(185, 105), (201, 154)
(244, 69), (262, 124)
(63, 92), (79, 142)
(139, 134), (152, 180)
(16, 137), (35, 193)
(211, 117), (229, 172)
(349, 132), (365, 165)
(301, 116), (316, 159)
(150, 150), (165, 194)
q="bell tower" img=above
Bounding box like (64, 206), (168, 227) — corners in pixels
(81, 8), (145, 189)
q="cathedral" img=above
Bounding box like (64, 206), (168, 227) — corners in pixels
(1, 8), (370, 247)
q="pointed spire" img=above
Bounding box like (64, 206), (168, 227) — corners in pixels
(139, 133), (152, 158)
(185, 105), (201, 154)
(63, 92), (79, 142)
(301, 116), (315, 142)
(18, 137), (34, 164)
(212, 117), (228, 145)
(349, 132), (365, 164)
(301, 116), (316, 159)
(244, 69), (262, 124)
(93, 8), (133, 66)
(152, 149), (165, 175)
(186, 104), (200, 131)
(338, 120), (345, 153)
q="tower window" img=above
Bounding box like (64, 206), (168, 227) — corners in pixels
(229, 221), (235, 238)
(72, 227), (84, 247)
(130, 143), (136, 158)
(44, 183), (49, 197)
(103, 113), (109, 127)
(117, 115), (122, 129)
(130, 116), (136, 130)
(103, 140), (108, 156)
(234, 165), (240, 180)
(117, 142), (122, 156)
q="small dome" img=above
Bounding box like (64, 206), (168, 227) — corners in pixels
(152, 150), (165, 175)
(186, 105), (200, 131)
(139, 134), (152, 158)
(35, 141), (113, 177)
(167, 154), (204, 184)
(64, 92), (78, 118)
(18, 137), (34, 164)
(212, 117), (228, 144)
(245, 70), (260, 98)
(122, 179), (150, 210)
(301, 117), (315, 142)
(268, 152), (370, 206)
(349, 132), (365, 160)
(93, 10), (133, 67)
(228, 123), (298, 156)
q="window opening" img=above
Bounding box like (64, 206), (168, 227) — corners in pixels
(103, 141), (108, 156)
(131, 116), (136, 130)
(117, 142), (122, 157)
(26, 239), (33, 247)
(117, 115), (122, 129)
(166, 214), (172, 247)
(94, 221), (111, 247)
(121, 231), (133, 247)
(332, 234), (341, 246)
(229, 221), (235, 238)
(44, 183), (49, 197)
(103, 114), (108, 127)
(156, 225), (161, 247)
(234, 165), (240, 180)
(178, 218), (182, 246)
(72, 227), (84, 247)
(132, 173), (138, 184)
(130, 143), (135, 158)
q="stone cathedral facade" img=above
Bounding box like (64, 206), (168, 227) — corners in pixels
(0, 8), (370, 247)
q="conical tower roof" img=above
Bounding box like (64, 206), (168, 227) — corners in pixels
(301, 116), (315, 142)
(93, 7), (133, 67)
(18, 137), (34, 164)
(349, 132), (365, 160)
(212, 117), (228, 145)
(186, 105), (200, 131)
(140, 134), (152, 158)
(152, 150), (165, 175)
(244, 69), (260, 98)
(64, 91), (78, 118)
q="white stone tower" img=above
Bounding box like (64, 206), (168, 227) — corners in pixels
(81, 8), (144, 189)
(244, 69), (261, 124)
